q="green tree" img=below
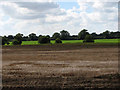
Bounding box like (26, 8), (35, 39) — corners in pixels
(83, 34), (94, 43)
(29, 33), (37, 41)
(78, 29), (89, 40)
(91, 32), (97, 39)
(13, 33), (23, 45)
(46, 35), (50, 38)
(38, 36), (50, 44)
(0, 36), (2, 45)
(12, 39), (20, 45)
(2, 36), (8, 45)
(55, 38), (62, 43)
(60, 30), (70, 40)
(102, 30), (110, 39)
(8, 35), (14, 41)
(52, 32), (60, 40)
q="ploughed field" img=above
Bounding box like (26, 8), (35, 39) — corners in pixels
(2, 44), (120, 89)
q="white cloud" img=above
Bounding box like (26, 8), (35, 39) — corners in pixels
(0, 0), (118, 36)
(0, 1), (66, 20)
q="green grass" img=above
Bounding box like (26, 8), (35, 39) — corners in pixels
(22, 41), (39, 45)
(95, 39), (119, 43)
(6, 39), (120, 45)
(51, 40), (83, 44)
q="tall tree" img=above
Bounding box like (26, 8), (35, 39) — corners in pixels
(14, 33), (23, 45)
(91, 32), (97, 39)
(52, 32), (60, 40)
(8, 35), (14, 41)
(2, 36), (8, 45)
(38, 36), (50, 44)
(102, 30), (110, 39)
(78, 29), (89, 40)
(60, 30), (70, 40)
(29, 33), (37, 41)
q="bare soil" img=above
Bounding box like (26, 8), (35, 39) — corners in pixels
(1, 44), (120, 89)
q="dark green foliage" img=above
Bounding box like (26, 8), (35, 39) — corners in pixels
(78, 29), (89, 40)
(46, 35), (50, 38)
(13, 33), (23, 45)
(55, 38), (62, 43)
(83, 35), (94, 43)
(2, 36), (8, 45)
(52, 32), (60, 40)
(38, 35), (42, 38)
(29, 33), (38, 41)
(0, 36), (2, 45)
(2, 38), (6, 45)
(102, 30), (110, 39)
(22, 36), (29, 41)
(8, 35), (14, 41)
(12, 39), (20, 45)
(91, 32), (97, 39)
(1, 30), (120, 46)
(38, 36), (50, 44)
(60, 30), (70, 40)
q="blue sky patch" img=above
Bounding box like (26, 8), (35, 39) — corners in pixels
(57, 2), (79, 10)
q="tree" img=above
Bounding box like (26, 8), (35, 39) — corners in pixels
(83, 34), (94, 43)
(12, 39), (20, 45)
(39, 35), (42, 38)
(102, 30), (110, 39)
(13, 33), (23, 45)
(29, 33), (38, 41)
(2, 36), (8, 45)
(55, 38), (62, 43)
(60, 30), (70, 40)
(22, 36), (29, 41)
(70, 35), (78, 40)
(91, 32), (97, 39)
(52, 32), (60, 40)
(8, 35), (14, 41)
(78, 29), (89, 40)
(46, 35), (50, 38)
(0, 36), (2, 45)
(110, 31), (120, 39)
(38, 36), (50, 44)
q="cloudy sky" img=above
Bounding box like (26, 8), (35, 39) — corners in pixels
(0, 0), (119, 36)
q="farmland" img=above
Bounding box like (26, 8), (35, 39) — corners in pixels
(2, 43), (119, 89)
(7, 39), (120, 45)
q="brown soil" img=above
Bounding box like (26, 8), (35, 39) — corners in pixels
(1, 44), (120, 89)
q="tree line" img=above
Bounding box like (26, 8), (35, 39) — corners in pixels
(1, 29), (120, 45)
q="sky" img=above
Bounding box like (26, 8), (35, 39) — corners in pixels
(0, 0), (119, 36)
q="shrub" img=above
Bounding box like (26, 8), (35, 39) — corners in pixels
(14, 33), (23, 45)
(83, 35), (94, 43)
(2, 37), (8, 45)
(52, 32), (60, 40)
(38, 36), (50, 44)
(55, 38), (62, 43)
(12, 39), (21, 45)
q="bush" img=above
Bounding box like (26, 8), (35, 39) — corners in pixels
(14, 33), (23, 45)
(83, 35), (94, 43)
(38, 36), (50, 44)
(12, 39), (21, 45)
(2, 37), (8, 45)
(55, 38), (62, 43)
